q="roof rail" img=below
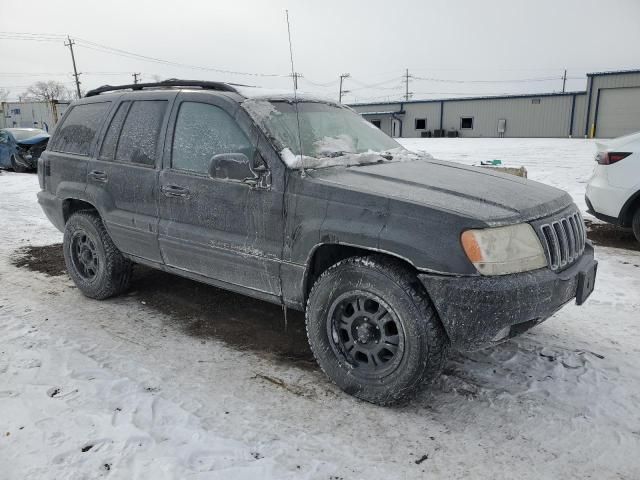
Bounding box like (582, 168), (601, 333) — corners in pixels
(85, 79), (241, 97)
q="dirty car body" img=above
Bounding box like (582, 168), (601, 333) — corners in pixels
(0, 128), (50, 171)
(36, 80), (597, 404)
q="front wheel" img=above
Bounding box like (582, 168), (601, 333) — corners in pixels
(633, 208), (640, 244)
(63, 210), (132, 300)
(305, 255), (449, 405)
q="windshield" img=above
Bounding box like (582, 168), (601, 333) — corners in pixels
(8, 129), (47, 141)
(242, 99), (408, 169)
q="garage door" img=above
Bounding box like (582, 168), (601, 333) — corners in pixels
(596, 87), (640, 138)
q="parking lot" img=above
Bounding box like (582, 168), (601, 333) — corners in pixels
(1, 138), (639, 479)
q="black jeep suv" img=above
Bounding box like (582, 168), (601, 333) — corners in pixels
(37, 80), (597, 404)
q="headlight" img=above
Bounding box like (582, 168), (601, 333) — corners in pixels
(461, 223), (547, 275)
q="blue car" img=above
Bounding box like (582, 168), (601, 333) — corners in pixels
(0, 128), (50, 172)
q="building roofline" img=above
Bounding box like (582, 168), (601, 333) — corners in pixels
(586, 68), (640, 77)
(348, 90), (586, 108)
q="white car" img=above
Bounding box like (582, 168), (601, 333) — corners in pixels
(586, 131), (640, 242)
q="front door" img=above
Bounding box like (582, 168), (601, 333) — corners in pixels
(87, 92), (176, 263)
(158, 92), (285, 297)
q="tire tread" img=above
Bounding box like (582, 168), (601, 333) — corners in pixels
(64, 210), (132, 300)
(305, 254), (449, 405)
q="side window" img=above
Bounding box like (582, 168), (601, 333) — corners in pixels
(99, 101), (130, 161)
(172, 102), (255, 174)
(115, 100), (167, 166)
(50, 102), (111, 155)
(0, 131), (8, 144)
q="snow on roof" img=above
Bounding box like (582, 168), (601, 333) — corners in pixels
(234, 85), (335, 104)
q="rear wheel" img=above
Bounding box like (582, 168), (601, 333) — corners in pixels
(10, 155), (28, 173)
(305, 255), (449, 405)
(633, 208), (640, 243)
(63, 210), (132, 299)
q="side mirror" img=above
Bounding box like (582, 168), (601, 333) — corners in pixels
(208, 153), (255, 183)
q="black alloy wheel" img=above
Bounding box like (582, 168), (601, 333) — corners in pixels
(327, 292), (405, 379)
(70, 230), (100, 280)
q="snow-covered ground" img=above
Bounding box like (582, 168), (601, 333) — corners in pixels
(1, 138), (640, 479)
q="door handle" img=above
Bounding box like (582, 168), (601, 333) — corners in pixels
(161, 184), (190, 198)
(88, 170), (108, 183)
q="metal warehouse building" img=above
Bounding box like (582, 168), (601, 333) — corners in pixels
(350, 69), (640, 139)
(0, 100), (70, 132)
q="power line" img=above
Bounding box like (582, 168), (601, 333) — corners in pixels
(0, 31), (289, 78)
(73, 37), (289, 78)
(411, 75), (566, 83)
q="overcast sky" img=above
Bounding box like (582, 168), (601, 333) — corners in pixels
(1, 0), (639, 103)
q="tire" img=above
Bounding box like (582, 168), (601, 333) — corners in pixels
(10, 155), (28, 173)
(633, 208), (640, 244)
(305, 255), (449, 405)
(63, 210), (132, 300)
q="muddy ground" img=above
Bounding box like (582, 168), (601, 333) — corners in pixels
(10, 243), (316, 370)
(9, 222), (638, 373)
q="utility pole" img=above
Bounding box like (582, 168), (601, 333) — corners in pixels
(64, 36), (82, 99)
(338, 73), (350, 103)
(291, 72), (302, 90)
(404, 68), (412, 101)
(132, 73), (141, 84)
(562, 69), (567, 93)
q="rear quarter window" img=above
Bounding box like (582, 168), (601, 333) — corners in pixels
(115, 100), (167, 166)
(50, 102), (111, 156)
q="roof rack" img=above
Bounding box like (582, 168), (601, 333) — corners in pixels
(85, 79), (241, 97)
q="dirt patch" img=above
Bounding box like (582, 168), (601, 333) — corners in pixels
(11, 244), (67, 276)
(585, 220), (640, 252)
(129, 266), (316, 370)
(11, 243), (316, 371)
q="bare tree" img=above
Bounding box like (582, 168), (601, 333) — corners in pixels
(22, 81), (73, 102)
(0, 88), (9, 102)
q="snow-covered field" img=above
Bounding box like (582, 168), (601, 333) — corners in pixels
(1, 138), (640, 479)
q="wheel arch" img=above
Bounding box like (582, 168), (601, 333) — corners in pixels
(302, 243), (421, 306)
(62, 198), (99, 224)
(619, 190), (640, 227)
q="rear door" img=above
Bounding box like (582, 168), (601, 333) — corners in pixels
(43, 101), (112, 201)
(87, 92), (176, 263)
(157, 91), (285, 297)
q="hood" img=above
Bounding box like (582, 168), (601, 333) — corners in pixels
(307, 158), (573, 225)
(16, 133), (50, 145)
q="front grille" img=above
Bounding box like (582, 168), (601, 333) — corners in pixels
(536, 209), (586, 271)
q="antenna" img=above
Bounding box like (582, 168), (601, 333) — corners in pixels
(285, 9), (305, 171)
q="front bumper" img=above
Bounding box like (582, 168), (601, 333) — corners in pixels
(418, 243), (597, 351)
(15, 153), (37, 169)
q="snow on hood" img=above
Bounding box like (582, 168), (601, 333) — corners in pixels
(279, 147), (428, 170)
